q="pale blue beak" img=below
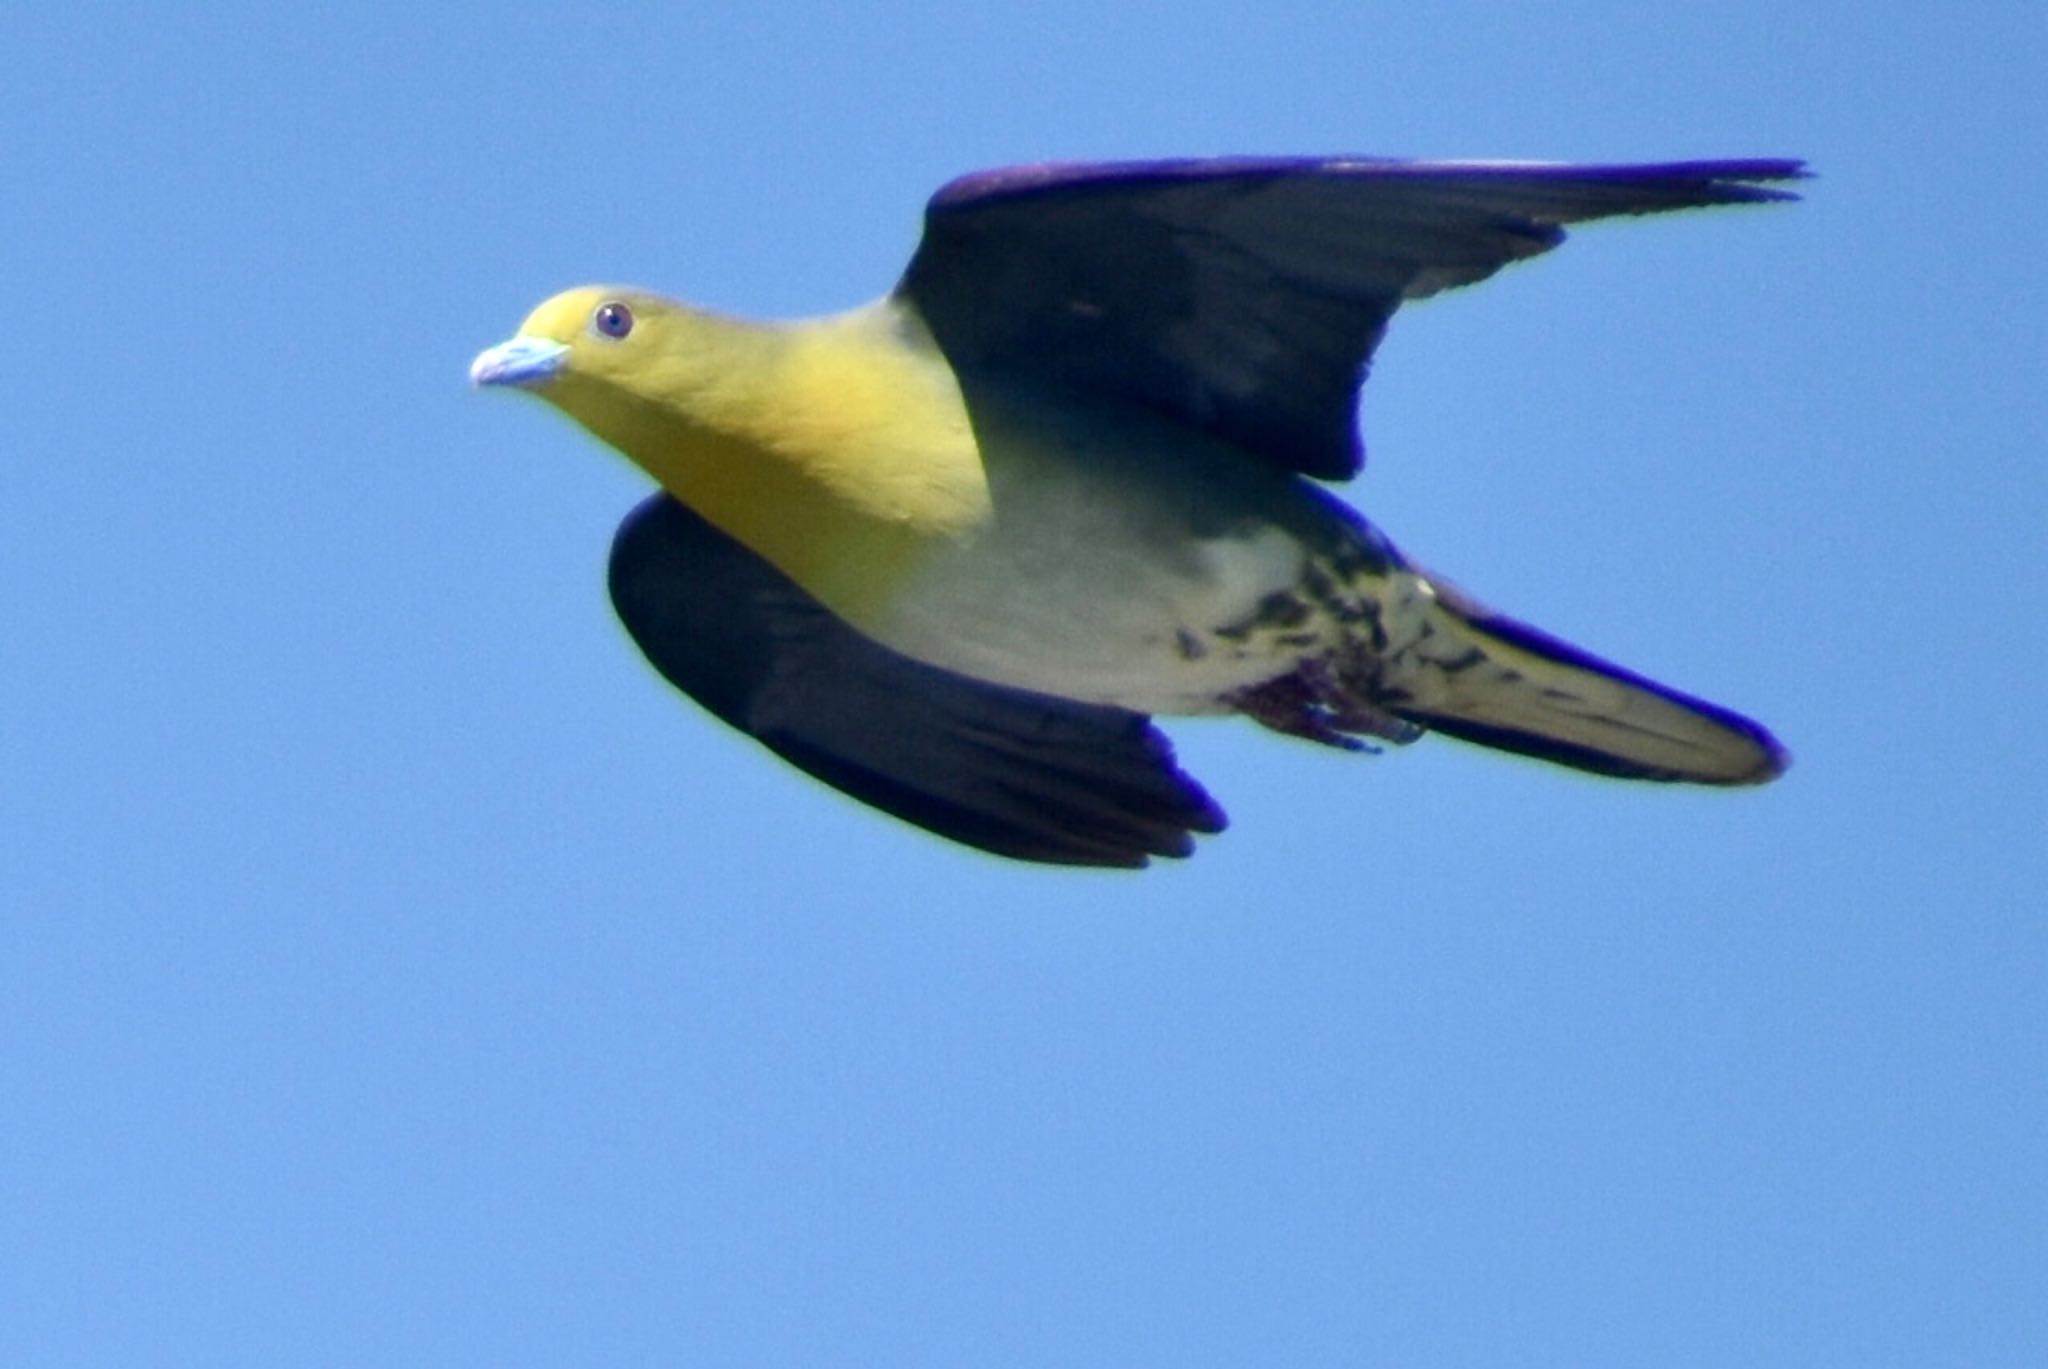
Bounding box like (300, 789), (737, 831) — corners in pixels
(469, 336), (569, 389)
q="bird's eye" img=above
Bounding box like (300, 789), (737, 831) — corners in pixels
(592, 301), (634, 339)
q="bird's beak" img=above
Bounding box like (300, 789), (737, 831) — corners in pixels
(469, 336), (569, 390)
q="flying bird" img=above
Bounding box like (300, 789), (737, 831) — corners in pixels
(472, 156), (1798, 867)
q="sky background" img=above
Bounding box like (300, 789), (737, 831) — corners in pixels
(4, 2), (2043, 1364)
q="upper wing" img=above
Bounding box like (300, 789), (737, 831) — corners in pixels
(897, 157), (1804, 481)
(607, 494), (1226, 868)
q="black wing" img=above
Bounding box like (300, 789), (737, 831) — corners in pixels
(898, 156), (1804, 481)
(607, 494), (1227, 867)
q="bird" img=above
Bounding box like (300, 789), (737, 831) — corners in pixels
(471, 155), (1799, 868)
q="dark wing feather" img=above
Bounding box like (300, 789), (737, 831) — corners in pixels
(607, 494), (1226, 867)
(898, 157), (1804, 481)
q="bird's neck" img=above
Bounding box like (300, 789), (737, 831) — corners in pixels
(579, 302), (991, 623)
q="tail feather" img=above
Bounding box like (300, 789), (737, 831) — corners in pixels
(1389, 583), (1788, 785)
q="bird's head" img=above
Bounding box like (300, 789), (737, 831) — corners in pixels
(470, 285), (678, 405)
(471, 286), (793, 467)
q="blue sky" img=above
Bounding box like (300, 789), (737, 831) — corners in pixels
(4, 2), (2042, 1364)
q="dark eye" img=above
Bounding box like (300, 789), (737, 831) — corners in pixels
(592, 301), (634, 339)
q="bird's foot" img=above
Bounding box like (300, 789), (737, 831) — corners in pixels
(1225, 658), (1424, 752)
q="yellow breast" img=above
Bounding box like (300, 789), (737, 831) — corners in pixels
(539, 290), (992, 625)
(756, 305), (991, 537)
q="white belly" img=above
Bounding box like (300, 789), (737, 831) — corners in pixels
(872, 520), (1320, 712)
(853, 384), (1382, 713)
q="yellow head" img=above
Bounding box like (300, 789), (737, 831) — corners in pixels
(471, 287), (785, 456)
(470, 286), (990, 619)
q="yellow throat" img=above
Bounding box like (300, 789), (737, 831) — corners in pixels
(514, 287), (991, 621)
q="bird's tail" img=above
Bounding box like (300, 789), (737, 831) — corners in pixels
(1381, 576), (1788, 785)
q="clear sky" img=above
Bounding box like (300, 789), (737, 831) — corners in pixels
(4, 2), (2043, 1364)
